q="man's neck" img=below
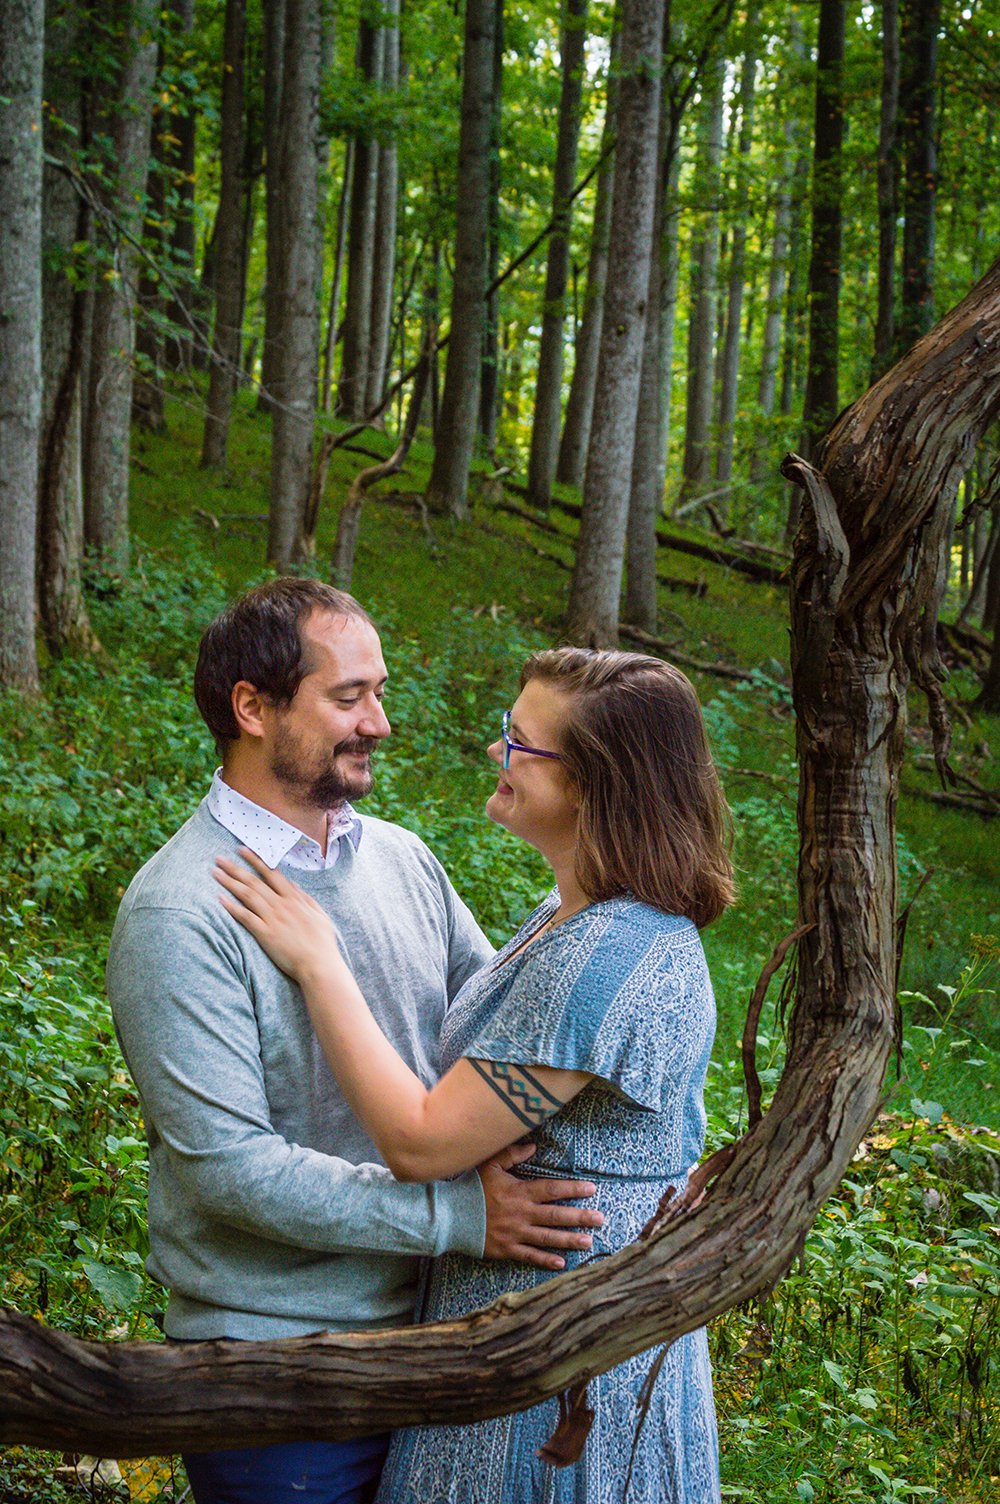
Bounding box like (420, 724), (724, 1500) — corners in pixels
(219, 764), (331, 852)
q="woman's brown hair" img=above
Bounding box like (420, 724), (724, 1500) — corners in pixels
(521, 647), (735, 928)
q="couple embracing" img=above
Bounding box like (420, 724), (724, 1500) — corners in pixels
(109, 577), (733, 1504)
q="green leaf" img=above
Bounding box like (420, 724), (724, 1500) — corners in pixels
(78, 1258), (143, 1312)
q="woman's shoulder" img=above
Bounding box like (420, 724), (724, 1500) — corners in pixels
(574, 895), (701, 951)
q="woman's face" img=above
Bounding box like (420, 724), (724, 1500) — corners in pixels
(485, 678), (580, 862)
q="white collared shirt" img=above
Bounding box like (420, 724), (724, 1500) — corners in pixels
(207, 769), (363, 871)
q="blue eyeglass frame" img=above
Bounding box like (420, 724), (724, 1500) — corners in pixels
(501, 709), (564, 771)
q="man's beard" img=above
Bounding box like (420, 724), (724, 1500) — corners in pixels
(270, 724), (378, 809)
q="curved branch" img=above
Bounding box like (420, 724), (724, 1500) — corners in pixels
(4, 258), (1000, 1461)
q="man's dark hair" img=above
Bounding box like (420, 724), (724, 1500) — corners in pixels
(194, 579), (374, 754)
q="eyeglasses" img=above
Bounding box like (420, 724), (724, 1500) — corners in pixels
(500, 710), (564, 771)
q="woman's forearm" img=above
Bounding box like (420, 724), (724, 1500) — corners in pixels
(297, 959), (446, 1179)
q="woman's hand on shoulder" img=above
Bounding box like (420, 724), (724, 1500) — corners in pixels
(214, 848), (343, 984)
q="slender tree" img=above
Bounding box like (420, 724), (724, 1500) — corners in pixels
(365, 0), (401, 415)
(565, 0), (665, 646)
(873, 0), (899, 375)
(478, 0), (504, 452)
(38, 0), (100, 657)
(715, 15), (759, 500)
(425, 0), (497, 519)
(201, 0), (247, 470)
(337, 16), (382, 419)
(525, 0), (589, 509)
(624, 3), (671, 632)
(898, 0), (939, 350)
(267, 0), (323, 567)
(259, 0), (285, 410)
(83, 0), (159, 572)
(800, 0), (846, 462)
(162, 0), (197, 370)
(678, 56), (725, 508)
(556, 25), (620, 490)
(0, 0), (44, 689)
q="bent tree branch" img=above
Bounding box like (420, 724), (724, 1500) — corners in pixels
(3, 258), (1000, 1458)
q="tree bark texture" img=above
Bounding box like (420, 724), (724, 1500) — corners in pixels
(898, 0), (938, 351)
(267, 0), (322, 567)
(679, 57), (725, 505)
(800, 0), (845, 460)
(4, 260), (1000, 1456)
(82, 0), (159, 573)
(564, 0), (664, 646)
(872, 0), (899, 377)
(525, 0), (589, 509)
(201, 0), (247, 470)
(38, 2), (100, 658)
(0, 0), (44, 690)
(425, 0), (496, 519)
(555, 28), (620, 490)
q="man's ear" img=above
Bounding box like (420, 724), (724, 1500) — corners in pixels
(231, 680), (268, 740)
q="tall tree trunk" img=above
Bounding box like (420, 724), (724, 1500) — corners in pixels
(800, 0), (845, 462)
(624, 5), (671, 633)
(0, 0), (43, 690)
(425, 0), (497, 519)
(655, 97), (683, 502)
(897, 0), (939, 351)
(525, 0), (589, 509)
(162, 0), (197, 371)
(267, 0), (322, 568)
(38, 1), (100, 658)
(365, 0), (401, 415)
(201, 0), (247, 470)
(321, 140), (353, 413)
(478, 0), (504, 453)
(556, 28), (620, 490)
(133, 71), (167, 435)
(678, 57), (725, 507)
(337, 18), (382, 420)
(872, 0), (899, 376)
(714, 18), (759, 501)
(565, 0), (665, 646)
(748, 120), (794, 487)
(82, 0), (158, 573)
(259, 0), (285, 410)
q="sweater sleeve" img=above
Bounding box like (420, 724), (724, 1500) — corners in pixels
(108, 903), (486, 1260)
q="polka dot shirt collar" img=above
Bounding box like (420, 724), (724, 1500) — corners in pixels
(207, 769), (362, 871)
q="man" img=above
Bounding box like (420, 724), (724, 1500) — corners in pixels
(108, 578), (601, 1504)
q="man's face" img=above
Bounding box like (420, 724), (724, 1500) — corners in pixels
(264, 611), (390, 810)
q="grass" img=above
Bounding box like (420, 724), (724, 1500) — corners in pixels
(1, 385), (998, 1502)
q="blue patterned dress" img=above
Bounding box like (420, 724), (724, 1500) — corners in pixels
(375, 890), (721, 1504)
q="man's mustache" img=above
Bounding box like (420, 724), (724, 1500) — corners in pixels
(336, 737), (379, 756)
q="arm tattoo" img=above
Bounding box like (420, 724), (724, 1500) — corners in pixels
(468, 1058), (564, 1129)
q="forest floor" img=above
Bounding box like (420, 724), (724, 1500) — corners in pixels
(1, 388), (998, 1502)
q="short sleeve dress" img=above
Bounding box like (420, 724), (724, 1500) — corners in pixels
(375, 890), (721, 1504)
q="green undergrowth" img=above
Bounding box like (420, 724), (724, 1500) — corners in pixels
(1, 392), (998, 1500)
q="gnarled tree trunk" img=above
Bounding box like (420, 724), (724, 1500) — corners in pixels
(3, 261), (1000, 1461)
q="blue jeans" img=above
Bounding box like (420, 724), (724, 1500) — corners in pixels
(181, 1433), (390, 1504)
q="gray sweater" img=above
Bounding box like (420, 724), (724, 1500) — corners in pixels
(108, 800), (493, 1339)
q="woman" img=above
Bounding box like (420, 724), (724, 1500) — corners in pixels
(216, 647), (734, 1504)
